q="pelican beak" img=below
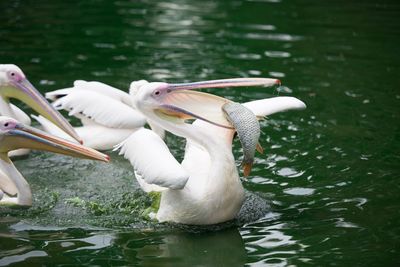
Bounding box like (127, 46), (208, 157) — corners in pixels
(167, 77), (280, 91)
(2, 123), (109, 162)
(155, 78), (280, 128)
(2, 78), (82, 143)
(156, 90), (234, 128)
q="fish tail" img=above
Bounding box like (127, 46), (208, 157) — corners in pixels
(242, 162), (253, 177)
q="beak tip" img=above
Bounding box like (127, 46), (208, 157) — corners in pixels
(105, 154), (110, 162)
(275, 79), (282, 86)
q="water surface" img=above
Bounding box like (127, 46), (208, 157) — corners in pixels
(1, 0), (400, 266)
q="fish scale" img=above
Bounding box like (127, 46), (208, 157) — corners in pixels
(222, 102), (261, 176)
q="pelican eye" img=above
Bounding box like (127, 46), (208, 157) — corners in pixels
(2, 121), (17, 130)
(7, 71), (22, 82)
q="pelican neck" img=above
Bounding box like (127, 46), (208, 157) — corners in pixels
(0, 154), (32, 206)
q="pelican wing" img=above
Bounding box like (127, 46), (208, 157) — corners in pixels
(117, 128), (189, 190)
(45, 88), (72, 101)
(33, 115), (135, 150)
(147, 120), (166, 140)
(134, 171), (168, 193)
(0, 168), (17, 197)
(51, 90), (146, 129)
(46, 80), (131, 104)
(243, 96), (306, 117)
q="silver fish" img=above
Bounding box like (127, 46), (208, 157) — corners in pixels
(222, 102), (263, 176)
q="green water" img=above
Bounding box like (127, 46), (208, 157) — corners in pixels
(1, 0), (400, 266)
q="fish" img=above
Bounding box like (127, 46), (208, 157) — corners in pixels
(222, 102), (263, 177)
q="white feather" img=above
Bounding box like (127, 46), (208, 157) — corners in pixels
(45, 88), (73, 101)
(46, 80), (131, 105)
(243, 96), (306, 117)
(0, 168), (17, 196)
(117, 128), (189, 190)
(33, 115), (134, 150)
(147, 120), (166, 140)
(10, 104), (31, 125)
(31, 115), (77, 143)
(52, 90), (146, 129)
(134, 171), (167, 193)
(75, 126), (133, 150)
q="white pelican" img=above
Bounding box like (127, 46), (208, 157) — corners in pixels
(0, 64), (82, 156)
(34, 80), (164, 150)
(117, 78), (306, 225)
(0, 116), (109, 207)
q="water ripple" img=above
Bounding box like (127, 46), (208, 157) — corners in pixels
(1, 0), (399, 266)
(234, 32), (303, 42)
(0, 251), (48, 266)
(229, 23), (276, 31)
(276, 167), (305, 178)
(283, 187), (316, 196)
(265, 50), (291, 58)
(226, 53), (262, 60)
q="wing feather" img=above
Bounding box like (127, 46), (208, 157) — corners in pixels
(243, 96), (306, 117)
(46, 80), (131, 104)
(52, 90), (146, 129)
(0, 168), (17, 197)
(33, 115), (134, 150)
(117, 128), (189, 190)
(32, 115), (77, 143)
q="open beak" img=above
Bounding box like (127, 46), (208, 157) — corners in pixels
(155, 78), (280, 128)
(2, 78), (82, 143)
(2, 123), (109, 162)
(157, 90), (234, 128)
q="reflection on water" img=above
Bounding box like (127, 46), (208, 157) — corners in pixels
(241, 213), (305, 267)
(1, 0), (400, 266)
(116, 228), (246, 267)
(0, 251), (47, 266)
(1, 223), (246, 267)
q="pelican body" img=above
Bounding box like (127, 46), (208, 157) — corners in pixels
(0, 116), (109, 207)
(118, 78), (306, 225)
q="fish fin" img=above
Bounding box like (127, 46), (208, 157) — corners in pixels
(257, 115), (266, 121)
(242, 162), (253, 177)
(256, 143), (264, 154)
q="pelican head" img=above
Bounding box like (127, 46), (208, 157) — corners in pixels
(0, 116), (109, 162)
(130, 78), (280, 128)
(0, 64), (81, 142)
(0, 116), (109, 207)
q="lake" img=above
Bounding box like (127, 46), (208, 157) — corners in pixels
(1, 0), (399, 266)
